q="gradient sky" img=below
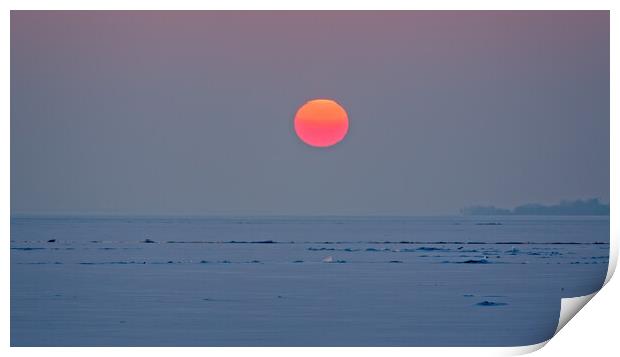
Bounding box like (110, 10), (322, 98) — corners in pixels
(11, 11), (610, 215)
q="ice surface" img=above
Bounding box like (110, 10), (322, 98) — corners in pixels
(10, 216), (609, 346)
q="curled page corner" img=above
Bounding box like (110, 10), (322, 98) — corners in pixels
(539, 224), (617, 348)
(555, 292), (597, 335)
(521, 240), (616, 354)
(502, 292), (599, 356)
(510, 244), (615, 355)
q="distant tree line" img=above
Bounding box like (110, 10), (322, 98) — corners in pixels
(461, 198), (609, 216)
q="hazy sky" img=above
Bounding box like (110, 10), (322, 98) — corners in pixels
(11, 11), (609, 215)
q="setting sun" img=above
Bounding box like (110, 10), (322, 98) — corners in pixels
(294, 99), (349, 148)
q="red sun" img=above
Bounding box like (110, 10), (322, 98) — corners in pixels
(294, 99), (349, 148)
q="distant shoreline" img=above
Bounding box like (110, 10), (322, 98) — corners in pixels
(461, 198), (609, 216)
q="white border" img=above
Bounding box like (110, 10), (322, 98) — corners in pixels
(3, 2), (616, 356)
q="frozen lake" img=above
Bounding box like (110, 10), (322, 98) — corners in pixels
(10, 216), (609, 346)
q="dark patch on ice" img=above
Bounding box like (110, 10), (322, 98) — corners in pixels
(476, 222), (502, 226)
(458, 259), (490, 264)
(416, 247), (446, 251)
(200, 260), (210, 264)
(142, 239), (156, 243)
(11, 247), (45, 251)
(462, 259), (490, 264)
(17, 262), (63, 265)
(463, 294), (475, 297)
(310, 247), (362, 252)
(166, 239), (283, 244)
(47, 239), (56, 243)
(79, 261), (147, 265)
(249, 260), (261, 264)
(476, 301), (508, 306)
(292, 260), (304, 263)
(389, 260), (403, 263)
(202, 297), (241, 302)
